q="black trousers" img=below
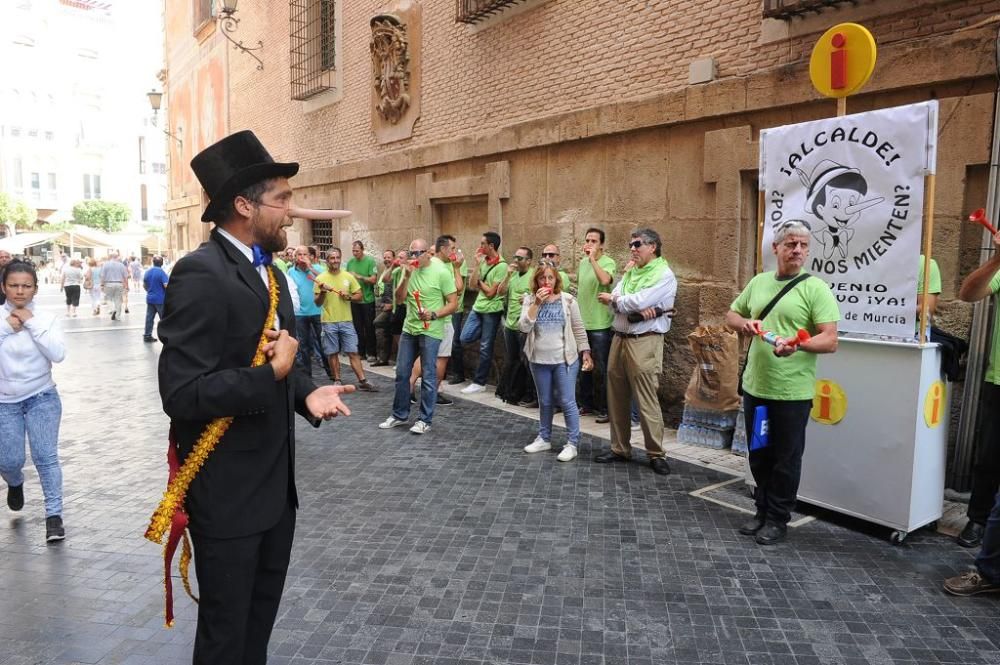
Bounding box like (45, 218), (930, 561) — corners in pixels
(742, 393), (812, 526)
(497, 327), (535, 403)
(968, 382), (1000, 523)
(190, 500), (296, 665)
(351, 301), (377, 358)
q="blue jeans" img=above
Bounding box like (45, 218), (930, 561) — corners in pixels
(294, 315), (323, 374)
(393, 333), (442, 425)
(530, 360), (582, 446)
(144, 302), (164, 339)
(0, 389), (63, 517)
(579, 328), (612, 413)
(977, 489), (1000, 583)
(459, 310), (502, 386)
(450, 311), (466, 379)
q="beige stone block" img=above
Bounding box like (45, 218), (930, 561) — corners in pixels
(546, 141), (606, 228)
(604, 129), (669, 223)
(685, 78), (747, 120)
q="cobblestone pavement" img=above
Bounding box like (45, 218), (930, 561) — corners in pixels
(2, 284), (999, 665)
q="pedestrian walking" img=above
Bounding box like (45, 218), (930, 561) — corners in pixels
(101, 253), (129, 320)
(142, 256), (169, 342)
(60, 259), (84, 317)
(0, 260), (67, 543)
(84, 257), (102, 315)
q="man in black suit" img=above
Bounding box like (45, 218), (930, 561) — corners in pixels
(157, 131), (353, 665)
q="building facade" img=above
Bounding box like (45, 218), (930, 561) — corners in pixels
(163, 0), (997, 418)
(0, 0), (167, 237)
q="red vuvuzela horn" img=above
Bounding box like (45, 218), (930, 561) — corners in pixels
(970, 208), (999, 235)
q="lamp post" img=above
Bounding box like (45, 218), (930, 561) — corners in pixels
(217, 0), (264, 70)
(146, 90), (183, 149)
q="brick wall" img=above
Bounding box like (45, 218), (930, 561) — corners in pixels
(225, 0), (999, 171)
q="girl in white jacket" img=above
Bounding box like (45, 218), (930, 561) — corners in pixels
(0, 260), (66, 542)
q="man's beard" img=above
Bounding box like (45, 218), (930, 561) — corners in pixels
(251, 211), (286, 253)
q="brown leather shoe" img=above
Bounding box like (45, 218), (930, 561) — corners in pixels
(943, 570), (1000, 596)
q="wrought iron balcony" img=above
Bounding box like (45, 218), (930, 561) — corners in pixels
(455, 0), (527, 24)
(763, 0), (857, 20)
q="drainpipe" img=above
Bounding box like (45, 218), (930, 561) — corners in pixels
(952, 25), (1000, 491)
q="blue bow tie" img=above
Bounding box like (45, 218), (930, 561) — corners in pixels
(251, 245), (272, 268)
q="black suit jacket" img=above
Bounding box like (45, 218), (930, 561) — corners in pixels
(157, 229), (318, 538)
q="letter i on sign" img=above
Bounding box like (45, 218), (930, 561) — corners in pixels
(930, 383), (941, 424)
(819, 383), (833, 420)
(831, 33), (847, 90)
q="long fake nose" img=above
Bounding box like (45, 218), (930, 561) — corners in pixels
(843, 196), (884, 216)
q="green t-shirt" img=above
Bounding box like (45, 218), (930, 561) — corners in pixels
(403, 257), (458, 339)
(916, 255), (941, 295)
(505, 268), (536, 330)
(577, 254), (616, 330)
(346, 255), (377, 304)
(985, 270), (1000, 385)
(730, 271), (840, 401)
(473, 259), (508, 314)
(273, 257), (289, 273)
(314, 271), (361, 323)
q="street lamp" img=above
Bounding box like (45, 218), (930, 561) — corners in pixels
(217, 0), (264, 70)
(146, 89), (183, 149)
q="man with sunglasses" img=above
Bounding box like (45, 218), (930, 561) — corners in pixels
(540, 244), (572, 294)
(497, 247), (537, 406)
(594, 229), (676, 476)
(379, 238), (459, 434)
(459, 232), (507, 394)
(726, 220), (839, 545)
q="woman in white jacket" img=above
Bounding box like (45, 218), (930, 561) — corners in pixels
(519, 263), (592, 461)
(0, 261), (67, 542)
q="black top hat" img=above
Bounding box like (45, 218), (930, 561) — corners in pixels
(190, 130), (299, 223)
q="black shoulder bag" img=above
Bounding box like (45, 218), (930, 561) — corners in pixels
(737, 273), (812, 395)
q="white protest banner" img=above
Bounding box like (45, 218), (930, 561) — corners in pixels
(759, 101), (938, 339)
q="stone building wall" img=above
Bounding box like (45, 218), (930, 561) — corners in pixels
(164, 0), (1000, 421)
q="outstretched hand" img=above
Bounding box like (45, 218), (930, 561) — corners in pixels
(306, 384), (355, 420)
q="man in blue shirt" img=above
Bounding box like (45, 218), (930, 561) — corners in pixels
(286, 245), (329, 377)
(142, 255), (169, 342)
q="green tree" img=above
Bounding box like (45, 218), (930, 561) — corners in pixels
(72, 200), (132, 233)
(0, 192), (36, 229)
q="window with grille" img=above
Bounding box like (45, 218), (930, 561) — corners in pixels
(456, 0), (524, 24)
(762, 0), (855, 19)
(311, 221), (332, 253)
(289, 0), (337, 100)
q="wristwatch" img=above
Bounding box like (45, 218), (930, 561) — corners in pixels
(430, 311), (438, 321)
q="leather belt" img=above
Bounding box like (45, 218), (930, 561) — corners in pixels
(614, 330), (661, 339)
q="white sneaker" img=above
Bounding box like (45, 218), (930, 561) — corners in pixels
(631, 421), (641, 431)
(460, 383), (486, 394)
(557, 444), (578, 462)
(410, 420), (431, 435)
(523, 437), (551, 453)
(378, 417), (407, 429)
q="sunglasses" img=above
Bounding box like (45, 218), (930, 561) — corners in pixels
(513, 255), (529, 261)
(410, 249), (427, 257)
(629, 240), (646, 249)
(541, 252), (559, 258)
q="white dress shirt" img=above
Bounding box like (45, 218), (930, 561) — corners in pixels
(216, 227), (281, 330)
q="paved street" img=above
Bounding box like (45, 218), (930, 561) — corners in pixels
(2, 283), (999, 665)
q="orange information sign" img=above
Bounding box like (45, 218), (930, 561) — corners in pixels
(809, 23), (877, 98)
(811, 379), (847, 425)
(923, 380), (945, 428)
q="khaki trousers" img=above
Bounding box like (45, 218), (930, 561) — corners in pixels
(607, 333), (664, 459)
(104, 283), (124, 315)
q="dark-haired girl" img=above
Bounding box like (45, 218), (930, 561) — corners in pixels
(0, 261), (67, 542)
